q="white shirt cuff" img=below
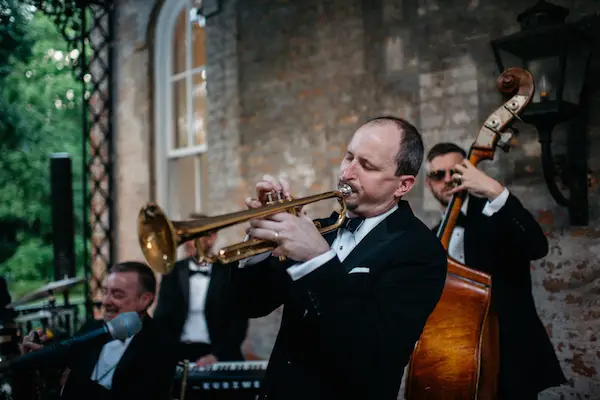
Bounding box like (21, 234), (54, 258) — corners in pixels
(286, 249), (337, 281)
(482, 187), (509, 216)
(237, 235), (271, 268)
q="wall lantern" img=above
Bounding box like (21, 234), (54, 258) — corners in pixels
(490, 0), (595, 226)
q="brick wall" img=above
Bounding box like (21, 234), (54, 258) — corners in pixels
(113, 0), (600, 397)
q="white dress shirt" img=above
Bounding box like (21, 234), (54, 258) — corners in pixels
(180, 260), (212, 343)
(239, 205), (399, 281)
(90, 336), (134, 389)
(447, 188), (510, 264)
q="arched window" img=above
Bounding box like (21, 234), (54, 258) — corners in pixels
(154, 0), (207, 221)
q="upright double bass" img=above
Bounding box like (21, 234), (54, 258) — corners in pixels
(405, 68), (535, 400)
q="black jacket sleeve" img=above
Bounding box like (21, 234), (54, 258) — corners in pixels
(488, 192), (548, 261)
(230, 258), (292, 319)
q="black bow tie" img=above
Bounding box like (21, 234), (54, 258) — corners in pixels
(189, 260), (211, 277)
(189, 268), (210, 277)
(341, 217), (365, 233)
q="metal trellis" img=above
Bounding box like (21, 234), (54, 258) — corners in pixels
(34, 0), (115, 320)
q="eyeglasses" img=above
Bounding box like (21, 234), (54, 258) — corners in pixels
(427, 169), (455, 181)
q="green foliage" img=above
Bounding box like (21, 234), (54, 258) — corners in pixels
(0, 0), (35, 78)
(0, 1), (86, 291)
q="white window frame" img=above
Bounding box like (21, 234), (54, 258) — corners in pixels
(154, 0), (206, 217)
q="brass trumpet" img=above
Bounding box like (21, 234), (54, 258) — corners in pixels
(137, 184), (353, 275)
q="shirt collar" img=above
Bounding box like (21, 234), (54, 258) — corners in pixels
(344, 203), (398, 239)
(189, 259), (212, 272)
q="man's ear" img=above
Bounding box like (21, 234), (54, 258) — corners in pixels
(394, 175), (416, 198)
(140, 292), (154, 309)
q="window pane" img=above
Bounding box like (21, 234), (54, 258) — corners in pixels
(167, 154), (201, 220)
(192, 16), (206, 69)
(192, 71), (207, 146)
(172, 7), (187, 75)
(172, 78), (188, 148)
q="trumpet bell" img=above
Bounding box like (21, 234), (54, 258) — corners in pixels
(138, 203), (179, 274)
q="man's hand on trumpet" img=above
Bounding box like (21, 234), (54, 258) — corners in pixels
(247, 212), (331, 262)
(244, 174), (330, 262)
(244, 174), (292, 208)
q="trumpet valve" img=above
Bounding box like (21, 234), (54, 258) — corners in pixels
(265, 190), (298, 218)
(266, 190), (286, 205)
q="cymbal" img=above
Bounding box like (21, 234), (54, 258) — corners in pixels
(6, 277), (85, 308)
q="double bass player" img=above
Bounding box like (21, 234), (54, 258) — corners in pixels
(425, 142), (567, 399)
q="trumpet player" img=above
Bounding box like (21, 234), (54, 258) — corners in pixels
(232, 116), (448, 400)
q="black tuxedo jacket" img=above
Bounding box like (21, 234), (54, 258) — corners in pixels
(231, 200), (448, 400)
(433, 193), (567, 396)
(59, 314), (177, 400)
(153, 258), (248, 361)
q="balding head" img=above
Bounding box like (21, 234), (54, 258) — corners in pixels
(361, 116), (424, 177)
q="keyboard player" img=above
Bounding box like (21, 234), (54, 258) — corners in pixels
(153, 215), (249, 366)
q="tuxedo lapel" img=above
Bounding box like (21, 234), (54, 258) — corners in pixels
(341, 201), (414, 272)
(77, 320), (105, 378)
(323, 220), (339, 247)
(112, 337), (141, 383)
(111, 315), (151, 387)
(178, 260), (190, 309)
(341, 226), (397, 271)
(309, 212), (342, 252)
(322, 203), (414, 271)
(463, 195), (491, 272)
(204, 264), (222, 336)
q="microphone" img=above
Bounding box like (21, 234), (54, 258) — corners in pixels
(0, 311), (142, 373)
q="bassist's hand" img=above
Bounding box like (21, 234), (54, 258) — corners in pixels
(448, 160), (504, 201)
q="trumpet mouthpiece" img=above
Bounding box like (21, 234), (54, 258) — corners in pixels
(339, 183), (352, 197)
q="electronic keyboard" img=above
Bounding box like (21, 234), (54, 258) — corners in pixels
(172, 360), (268, 399)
